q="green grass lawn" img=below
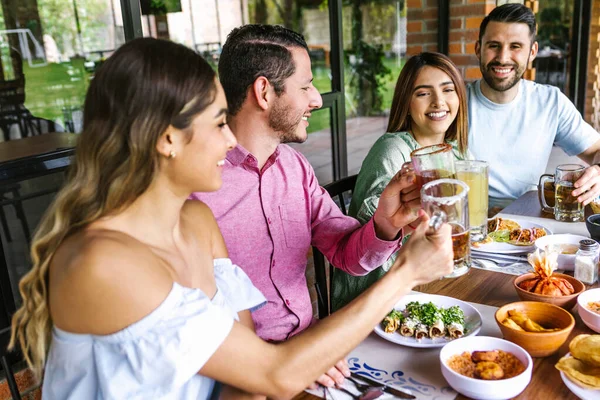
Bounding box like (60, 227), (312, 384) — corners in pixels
(23, 58), (90, 126)
(308, 57), (404, 133)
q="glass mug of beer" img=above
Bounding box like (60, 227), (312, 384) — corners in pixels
(421, 178), (470, 278)
(538, 164), (585, 222)
(456, 160), (489, 242)
(402, 143), (456, 189)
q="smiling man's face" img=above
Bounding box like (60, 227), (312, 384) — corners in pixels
(476, 21), (538, 94)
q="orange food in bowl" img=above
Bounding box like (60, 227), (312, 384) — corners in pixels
(514, 273), (584, 310)
(447, 350), (525, 380)
(495, 301), (575, 358)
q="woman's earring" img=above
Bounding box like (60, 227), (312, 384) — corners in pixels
(168, 150), (176, 159)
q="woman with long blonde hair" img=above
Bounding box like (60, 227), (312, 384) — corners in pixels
(10, 39), (453, 399)
(332, 52), (472, 312)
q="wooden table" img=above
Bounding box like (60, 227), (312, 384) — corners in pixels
(0, 132), (77, 164)
(295, 191), (596, 400)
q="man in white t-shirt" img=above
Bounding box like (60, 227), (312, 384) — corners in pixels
(467, 3), (600, 210)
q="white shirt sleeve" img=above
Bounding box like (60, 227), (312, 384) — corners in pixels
(555, 90), (600, 156)
(213, 258), (267, 313)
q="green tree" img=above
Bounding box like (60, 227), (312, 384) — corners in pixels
(345, 0), (400, 116)
(38, 0), (107, 56)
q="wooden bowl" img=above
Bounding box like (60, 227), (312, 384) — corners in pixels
(513, 273), (584, 310)
(495, 301), (575, 357)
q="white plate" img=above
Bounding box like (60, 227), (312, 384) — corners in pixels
(373, 293), (482, 348)
(560, 353), (600, 400)
(472, 218), (553, 254)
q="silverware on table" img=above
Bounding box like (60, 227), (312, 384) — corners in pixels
(347, 376), (383, 392)
(349, 372), (416, 399)
(471, 251), (528, 263)
(472, 258), (526, 268)
(323, 384), (383, 400)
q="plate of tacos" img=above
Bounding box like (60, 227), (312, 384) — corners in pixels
(471, 217), (552, 254)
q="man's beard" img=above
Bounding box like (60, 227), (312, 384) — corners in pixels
(269, 99), (306, 144)
(481, 56), (529, 92)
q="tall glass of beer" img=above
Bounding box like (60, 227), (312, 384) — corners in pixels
(456, 160), (489, 242)
(539, 164), (585, 222)
(421, 178), (470, 278)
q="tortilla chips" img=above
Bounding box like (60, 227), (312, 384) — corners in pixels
(556, 334), (600, 390)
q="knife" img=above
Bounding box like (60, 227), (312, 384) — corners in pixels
(350, 372), (416, 399)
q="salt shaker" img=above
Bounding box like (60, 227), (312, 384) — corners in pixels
(574, 239), (599, 285)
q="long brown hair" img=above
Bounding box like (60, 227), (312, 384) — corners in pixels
(10, 38), (218, 380)
(386, 52), (468, 155)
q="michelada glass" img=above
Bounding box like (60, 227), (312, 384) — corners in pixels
(456, 160), (489, 242)
(539, 164), (585, 222)
(421, 178), (470, 278)
(403, 143), (456, 190)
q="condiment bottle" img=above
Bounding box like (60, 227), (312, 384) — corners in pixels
(574, 239), (599, 285)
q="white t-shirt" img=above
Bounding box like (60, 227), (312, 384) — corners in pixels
(42, 258), (266, 400)
(467, 79), (599, 205)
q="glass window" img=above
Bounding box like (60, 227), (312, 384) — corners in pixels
(246, 0), (332, 93)
(139, 1), (336, 178)
(289, 107), (333, 184)
(139, 0), (331, 89)
(140, 0), (243, 70)
(342, 0), (408, 170)
(586, 0), (600, 128)
(534, 0), (573, 94)
(0, 1), (124, 139)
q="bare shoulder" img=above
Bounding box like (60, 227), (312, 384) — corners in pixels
(182, 199), (217, 222)
(181, 199), (228, 258)
(49, 229), (173, 335)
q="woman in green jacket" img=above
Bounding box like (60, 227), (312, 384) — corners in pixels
(331, 52), (472, 312)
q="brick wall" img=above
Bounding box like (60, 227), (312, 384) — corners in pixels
(587, 1), (600, 130)
(406, 0), (495, 81)
(447, 1), (496, 81)
(406, 0), (439, 55)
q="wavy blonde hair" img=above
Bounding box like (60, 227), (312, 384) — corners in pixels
(9, 38), (218, 380)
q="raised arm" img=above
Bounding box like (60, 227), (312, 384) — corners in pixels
(202, 214), (453, 398)
(312, 168), (420, 276)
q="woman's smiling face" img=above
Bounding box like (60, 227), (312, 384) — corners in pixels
(409, 66), (459, 140)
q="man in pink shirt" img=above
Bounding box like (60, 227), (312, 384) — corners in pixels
(191, 24), (419, 386)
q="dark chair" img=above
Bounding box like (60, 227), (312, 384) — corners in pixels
(313, 174), (358, 319)
(0, 326), (23, 400)
(0, 183), (30, 243)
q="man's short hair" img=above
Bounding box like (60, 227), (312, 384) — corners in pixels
(479, 4), (537, 44)
(218, 24), (309, 116)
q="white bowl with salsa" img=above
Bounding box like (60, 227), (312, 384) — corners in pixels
(577, 288), (600, 333)
(440, 336), (532, 400)
(535, 234), (590, 271)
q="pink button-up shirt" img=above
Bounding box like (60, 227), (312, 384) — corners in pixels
(191, 144), (400, 341)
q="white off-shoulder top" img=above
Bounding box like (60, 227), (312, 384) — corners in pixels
(42, 258), (267, 400)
